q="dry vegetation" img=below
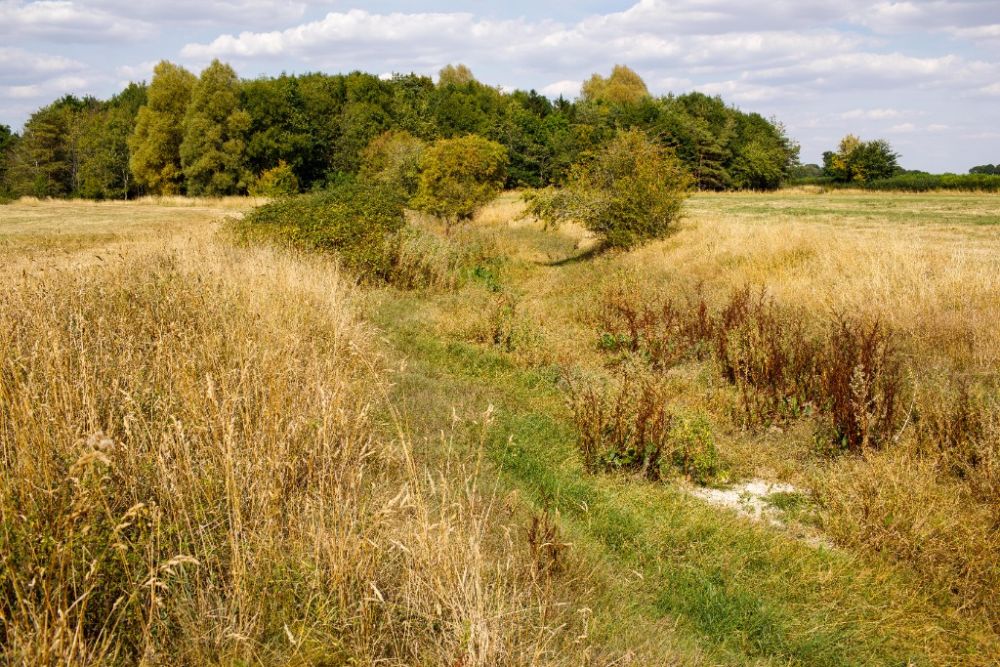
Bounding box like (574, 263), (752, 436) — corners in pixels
(0, 200), (596, 665)
(3, 189), (1000, 665)
(378, 189), (1000, 661)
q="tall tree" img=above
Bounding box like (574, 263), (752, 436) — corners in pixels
(8, 96), (89, 197)
(180, 60), (251, 196)
(129, 61), (196, 194)
(823, 135), (898, 183)
(0, 124), (17, 198)
(581, 65), (650, 105)
(78, 84), (147, 199)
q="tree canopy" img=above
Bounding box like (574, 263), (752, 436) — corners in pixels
(1, 61), (800, 200)
(823, 135), (900, 184)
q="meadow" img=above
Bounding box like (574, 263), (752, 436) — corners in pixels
(2, 189), (999, 665)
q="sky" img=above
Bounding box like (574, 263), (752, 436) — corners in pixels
(2, 0), (999, 172)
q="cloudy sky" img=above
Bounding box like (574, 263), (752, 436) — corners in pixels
(2, 0), (998, 171)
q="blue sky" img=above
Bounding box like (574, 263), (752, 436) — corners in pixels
(2, 0), (999, 171)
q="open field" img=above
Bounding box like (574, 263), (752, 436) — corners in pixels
(2, 190), (999, 665)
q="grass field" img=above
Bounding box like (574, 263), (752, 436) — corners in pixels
(1, 190), (998, 665)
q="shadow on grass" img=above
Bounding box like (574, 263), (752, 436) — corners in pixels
(539, 243), (610, 267)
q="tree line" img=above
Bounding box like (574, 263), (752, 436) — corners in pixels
(0, 61), (800, 201)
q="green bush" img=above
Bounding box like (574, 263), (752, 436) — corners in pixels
(230, 181), (405, 282)
(360, 130), (424, 199)
(524, 129), (692, 250)
(249, 160), (299, 197)
(412, 135), (508, 227)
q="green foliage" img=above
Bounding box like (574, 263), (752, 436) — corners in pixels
(22, 61), (800, 199)
(129, 61), (195, 195)
(413, 135), (508, 225)
(248, 160), (299, 197)
(0, 124), (15, 200)
(438, 64), (476, 87)
(527, 129), (692, 250)
(180, 60), (251, 196)
(581, 65), (650, 105)
(823, 135), (899, 184)
(866, 172), (1000, 192)
(6, 96), (89, 197)
(359, 129), (424, 198)
(77, 85), (147, 200)
(230, 181), (405, 281)
(969, 163), (998, 175)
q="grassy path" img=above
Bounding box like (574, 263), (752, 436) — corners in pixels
(368, 291), (990, 666)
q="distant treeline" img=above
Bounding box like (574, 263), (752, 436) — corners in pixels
(790, 172), (1000, 192)
(0, 61), (799, 201)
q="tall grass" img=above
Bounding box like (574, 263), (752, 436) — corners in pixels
(0, 237), (586, 664)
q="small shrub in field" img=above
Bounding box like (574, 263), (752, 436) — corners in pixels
(712, 287), (822, 426)
(593, 276), (709, 368)
(525, 129), (692, 250)
(665, 412), (725, 485)
(360, 129), (425, 199)
(229, 181), (405, 282)
(248, 160), (299, 197)
(412, 135), (508, 228)
(568, 373), (672, 480)
(819, 316), (904, 452)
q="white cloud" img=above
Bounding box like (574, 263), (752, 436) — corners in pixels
(1, 0), (999, 171)
(888, 122), (918, 133)
(0, 1), (154, 41)
(541, 79), (581, 98)
(840, 108), (904, 119)
(2, 74), (91, 99)
(91, 0), (309, 25)
(0, 46), (84, 83)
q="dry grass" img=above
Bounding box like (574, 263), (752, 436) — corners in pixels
(0, 202), (593, 665)
(422, 190), (1000, 640)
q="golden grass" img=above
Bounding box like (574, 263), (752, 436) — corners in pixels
(0, 204), (595, 665)
(418, 189), (1000, 638)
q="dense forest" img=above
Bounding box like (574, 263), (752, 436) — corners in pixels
(0, 61), (800, 200)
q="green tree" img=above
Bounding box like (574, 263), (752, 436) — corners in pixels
(823, 135), (898, 183)
(438, 64), (476, 87)
(180, 60), (251, 196)
(969, 164), (998, 175)
(360, 129), (425, 198)
(78, 84), (147, 199)
(729, 114), (799, 190)
(130, 62), (195, 194)
(581, 65), (650, 105)
(413, 134), (508, 227)
(0, 125), (16, 199)
(8, 96), (90, 197)
(526, 129), (692, 250)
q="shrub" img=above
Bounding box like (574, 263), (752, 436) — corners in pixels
(360, 130), (425, 199)
(591, 280), (907, 452)
(568, 372), (673, 480)
(819, 316), (904, 452)
(248, 160), (299, 197)
(525, 129), (692, 250)
(712, 287), (821, 425)
(412, 135), (508, 228)
(229, 181), (405, 282)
